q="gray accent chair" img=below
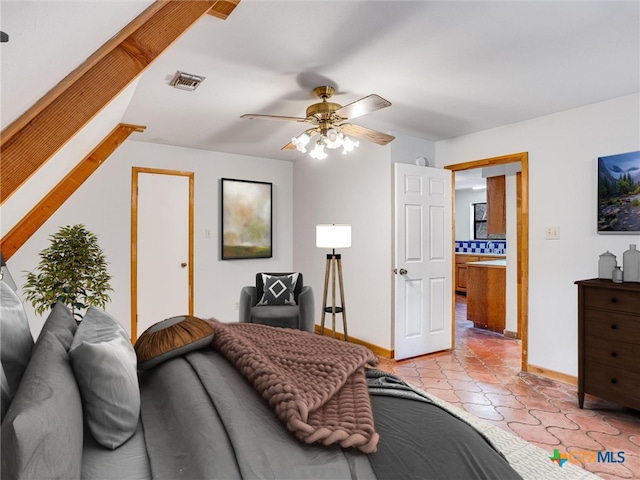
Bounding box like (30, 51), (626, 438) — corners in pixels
(239, 272), (315, 332)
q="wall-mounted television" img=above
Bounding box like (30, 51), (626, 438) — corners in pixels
(597, 150), (640, 234)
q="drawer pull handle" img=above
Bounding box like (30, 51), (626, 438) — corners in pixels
(611, 378), (617, 384)
(611, 352), (617, 358)
(610, 297), (618, 303)
(611, 324), (617, 330)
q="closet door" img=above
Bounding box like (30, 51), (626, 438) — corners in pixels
(131, 167), (193, 341)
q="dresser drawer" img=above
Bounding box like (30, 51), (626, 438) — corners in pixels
(584, 361), (640, 410)
(585, 336), (640, 374)
(584, 286), (640, 315)
(584, 310), (640, 344)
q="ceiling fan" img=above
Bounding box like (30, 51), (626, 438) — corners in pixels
(240, 86), (395, 159)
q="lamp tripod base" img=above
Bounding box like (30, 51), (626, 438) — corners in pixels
(320, 253), (348, 341)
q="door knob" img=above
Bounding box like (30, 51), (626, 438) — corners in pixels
(181, 262), (187, 268)
(393, 268), (408, 275)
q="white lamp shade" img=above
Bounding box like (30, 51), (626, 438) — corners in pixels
(316, 224), (352, 249)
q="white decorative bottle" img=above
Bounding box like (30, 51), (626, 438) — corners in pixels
(598, 251), (617, 279)
(622, 244), (640, 282)
(612, 266), (623, 283)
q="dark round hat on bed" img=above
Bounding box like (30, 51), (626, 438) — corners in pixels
(134, 315), (214, 370)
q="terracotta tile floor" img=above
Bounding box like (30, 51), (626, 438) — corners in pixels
(375, 294), (640, 480)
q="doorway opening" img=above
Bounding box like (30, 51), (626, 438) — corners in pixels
(446, 152), (529, 372)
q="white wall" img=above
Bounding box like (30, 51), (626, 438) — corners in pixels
(293, 141), (393, 349)
(389, 133), (437, 167)
(436, 93), (640, 377)
(454, 188), (487, 240)
(6, 140), (294, 339)
(292, 133), (435, 351)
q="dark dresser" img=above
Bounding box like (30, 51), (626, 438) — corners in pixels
(575, 279), (640, 410)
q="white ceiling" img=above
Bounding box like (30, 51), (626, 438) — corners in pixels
(3, 1), (640, 164)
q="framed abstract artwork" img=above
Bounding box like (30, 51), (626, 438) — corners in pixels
(221, 178), (272, 259)
(597, 151), (640, 234)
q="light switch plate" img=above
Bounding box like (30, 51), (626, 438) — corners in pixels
(545, 226), (560, 240)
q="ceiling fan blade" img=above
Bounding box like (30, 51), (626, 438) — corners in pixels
(335, 94), (391, 120)
(340, 124), (395, 146)
(282, 128), (319, 150)
(241, 114), (308, 122)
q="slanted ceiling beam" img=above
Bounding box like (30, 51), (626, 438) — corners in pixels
(0, 0), (240, 205)
(1, 124), (146, 261)
(208, 0), (240, 19)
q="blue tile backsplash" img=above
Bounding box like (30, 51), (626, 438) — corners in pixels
(455, 240), (506, 255)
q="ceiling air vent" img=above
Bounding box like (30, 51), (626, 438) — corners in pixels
(169, 71), (205, 91)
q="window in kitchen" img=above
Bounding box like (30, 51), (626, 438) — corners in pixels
(473, 202), (506, 240)
(473, 203), (488, 239)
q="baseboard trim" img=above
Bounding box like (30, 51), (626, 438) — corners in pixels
(314, 325), (393, 359)
(503, 329), (519, 339)
(526, 363), (578, 387)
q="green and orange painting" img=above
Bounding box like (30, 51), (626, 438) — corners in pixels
(222, 179), (272, 259)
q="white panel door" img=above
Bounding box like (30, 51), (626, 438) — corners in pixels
(134, 170), (192, 340)
(394, 163), (452, 360)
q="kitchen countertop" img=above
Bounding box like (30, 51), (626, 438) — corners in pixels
(455, 252), (506, 257)
(466, 259), (507, 267)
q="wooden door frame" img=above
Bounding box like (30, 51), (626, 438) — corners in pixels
(130, 167), (195, 342)
(445, 152), (529, 371)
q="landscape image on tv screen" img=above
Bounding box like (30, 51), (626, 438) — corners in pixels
(598, 150), (640, 233)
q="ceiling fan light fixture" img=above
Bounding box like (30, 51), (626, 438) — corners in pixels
(292, 132), (311, 152)
(241, 86), (394, 157)
(309, 141), (328, 160)
(324, 128), (344, 149)
(341, 135), (359, 154)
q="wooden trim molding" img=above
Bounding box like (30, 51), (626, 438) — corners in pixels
(445, 152), (529, 372)
(0, 123), (145, 261)
(0, 0), (239, 206)
(314, 324), (393, 359)
(527, 363), (578, 387)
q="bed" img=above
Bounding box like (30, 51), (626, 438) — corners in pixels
(1, 280), (596, 480)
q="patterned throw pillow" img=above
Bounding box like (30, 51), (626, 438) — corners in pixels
(257, 273), (299, 306)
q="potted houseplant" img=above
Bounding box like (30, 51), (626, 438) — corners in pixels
(23, 224), (113, 321)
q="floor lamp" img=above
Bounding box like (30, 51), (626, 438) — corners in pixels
(316, 224), (351, 341)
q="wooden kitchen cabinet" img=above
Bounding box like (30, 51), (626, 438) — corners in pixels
(455, 254), (505, 294)
(455, 255), (478, 293)
(575, 279), (640, 410)
(486, 175), (506, 235)
(466, 261), (506, 333)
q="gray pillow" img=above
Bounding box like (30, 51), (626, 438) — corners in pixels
(1, 366), (10, 420)
(69, 307), (140, 449)
(35, 301), (77, 351)
(1, 331), (83, 480)
(0, 281), (34, 417)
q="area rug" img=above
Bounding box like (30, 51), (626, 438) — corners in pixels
(418, 388), (601, 480)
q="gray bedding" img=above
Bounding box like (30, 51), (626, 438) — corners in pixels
(82, 421), (150, 480)
(136, 347), (522, 480)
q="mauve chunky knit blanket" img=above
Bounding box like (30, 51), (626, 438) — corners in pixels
(208, 320), (380, 453)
